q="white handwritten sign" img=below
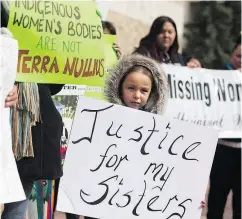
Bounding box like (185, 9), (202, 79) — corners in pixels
(57, 97), (218, 219)
(0, 30), (25, 203)
(162, 64), (242, 138)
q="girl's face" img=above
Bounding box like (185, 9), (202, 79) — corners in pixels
(121, 70), (152, 110)
(156, 21), (176, 52)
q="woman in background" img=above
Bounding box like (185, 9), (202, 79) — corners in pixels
(134, 16), (201, 67)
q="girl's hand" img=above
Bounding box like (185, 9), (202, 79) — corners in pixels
(200, 200), (206, 208)
(5, 85), (18, 107)
(113, 43), (122, 58)
(187, 58), (202, 68)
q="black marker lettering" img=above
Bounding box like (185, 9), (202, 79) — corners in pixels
(141, 117), (159, 155)
(182, 142), (200, 162)
(168, 135), (184, 155)
(90, 144), (117, 172)
(162, 195), (178, 213)
(166, 198), (192, 219)
(80, 175), (118, 205)
(108, 189), (119, 205)
(106, 121), (123, 138)
(129, 126), (143, 142)
(116, 191), (133, 208)
(132, 180), (147, 216)
(72, 105), (113, 144)
(114, 155), (129, 171)
(147, 196), (162, 212)
(159, 123), (171, 148)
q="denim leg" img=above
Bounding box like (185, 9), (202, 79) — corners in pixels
(2, 180), (33, 219)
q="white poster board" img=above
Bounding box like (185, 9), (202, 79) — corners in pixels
(0, 32), (25, 203)
(162, 64), (242, 138)
(57, 97), (218, 219)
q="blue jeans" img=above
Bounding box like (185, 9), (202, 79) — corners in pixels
(1, 179), (33, 219)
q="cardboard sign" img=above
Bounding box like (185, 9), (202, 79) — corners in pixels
(162, 64), (242, 138)
(0, 33), (25, 204)
(57, 97), (218, 219)
(8, 1), (106, 85)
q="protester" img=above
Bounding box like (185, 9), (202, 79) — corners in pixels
(134, 16), (201, 67)
(102, 20), (116, 35)
(102, 20), (122, 58)
(207, 35), (241, 219)
(81, 54), (169, 219)
(2, 81), (64, 219)
(1, 2), (64, 219)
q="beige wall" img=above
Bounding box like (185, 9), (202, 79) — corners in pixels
(106, 10), (150, 54)
(96, 1), (190, 54)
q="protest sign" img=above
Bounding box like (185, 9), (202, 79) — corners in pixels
(0, 32), (25, 203)
(57, 97), (218, 219)
(55, 35), (117, 100)
(162, 64), (242, 138)
(8, 1), (105, 85)
(84, 34), (118, 100)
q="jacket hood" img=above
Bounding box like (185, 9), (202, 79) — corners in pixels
(104, 54), (168, 115)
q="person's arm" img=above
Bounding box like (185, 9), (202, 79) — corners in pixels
(186, 58), (202, 68)
(182, 54), (202, 68)
(112, 43), (122, 59)
(133, 46), (150, 57)
(48, 84), (65, 95)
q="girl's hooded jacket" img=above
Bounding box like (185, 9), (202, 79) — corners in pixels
(104, 54), (169, 115)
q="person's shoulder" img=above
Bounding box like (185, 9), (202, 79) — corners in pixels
(133, 46), (151, 57)
(171, 52), (186, 66)
(223, 63), (234, 70)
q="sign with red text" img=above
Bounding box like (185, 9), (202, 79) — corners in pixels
(8, 1), (106, 85)
(57, 97), (218, 219)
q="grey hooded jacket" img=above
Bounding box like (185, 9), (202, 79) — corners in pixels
(104, 54), (169, 115)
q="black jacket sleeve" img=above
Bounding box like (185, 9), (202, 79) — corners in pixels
(47, 84), (65, 95)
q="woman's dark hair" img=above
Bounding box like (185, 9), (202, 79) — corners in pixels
(135, 16), (179, 61)
(102, 20), (117, 35)
(232, 33), (241, 52)
(236, 34), (241, 46)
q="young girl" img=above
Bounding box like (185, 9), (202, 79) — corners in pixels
(81, 54), (166, 219)
(104, 54), (168, 114)
(103, 54), (206, 216)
